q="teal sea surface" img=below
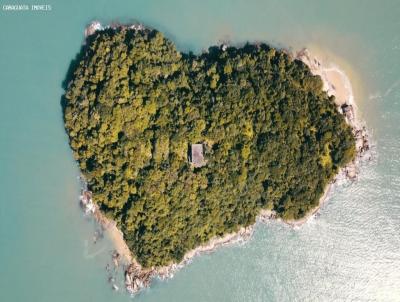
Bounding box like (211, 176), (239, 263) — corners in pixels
(0, 1), (399, 301)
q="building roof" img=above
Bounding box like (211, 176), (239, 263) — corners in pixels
(190, 144), (206, 167)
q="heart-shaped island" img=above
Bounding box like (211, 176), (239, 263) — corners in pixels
(62, 23), (356, 290)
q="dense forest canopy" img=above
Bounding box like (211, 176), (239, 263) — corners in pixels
(63, 26), (355, 267)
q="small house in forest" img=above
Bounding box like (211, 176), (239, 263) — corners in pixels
(189, 144), (206, 167)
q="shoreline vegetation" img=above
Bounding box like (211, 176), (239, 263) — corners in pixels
(69, 21), (370, 294)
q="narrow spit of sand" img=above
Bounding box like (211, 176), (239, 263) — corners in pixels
(94, 209), (133, 264)
(296, 47), (355, 107)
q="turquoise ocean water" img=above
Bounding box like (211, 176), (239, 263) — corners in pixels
(0, 1), (399, 301)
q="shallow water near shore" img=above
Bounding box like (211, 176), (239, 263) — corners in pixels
(1, 1), (399, 301)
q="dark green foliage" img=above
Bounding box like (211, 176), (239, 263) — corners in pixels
(63, 27), (355, 267)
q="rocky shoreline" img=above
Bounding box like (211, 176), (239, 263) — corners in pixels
(78, 21), (371, 295)
(79, 183), (275, 294)
(84, 20), (145, 39)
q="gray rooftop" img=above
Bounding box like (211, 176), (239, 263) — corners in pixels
(190, 144), (206, 167)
